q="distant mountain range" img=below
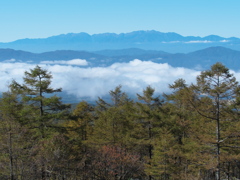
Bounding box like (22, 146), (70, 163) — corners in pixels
(1, 30), (240, 53)
(1, 46), (240, 70)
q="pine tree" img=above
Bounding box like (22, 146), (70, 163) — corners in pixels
(9, 65), (70, 179)
(90, 85), (138, 146)
(86, 86), (146, 179)
(159, 79), (204, 179)
(64, 101), (95, 179)
(191, 62), (240, 179)
(136, 86), (164, 180)
(10, 65), (70, 136)
(160, 63), (240, 179)
(0, 92), (22, 179)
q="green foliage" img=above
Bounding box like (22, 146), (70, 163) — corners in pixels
(90, 86), (140, 148)
(10, 65), (70, 136)
(1, 63), (240, 179)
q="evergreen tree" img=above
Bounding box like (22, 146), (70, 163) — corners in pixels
(64, 101), (95, 179)
(157, 63), (240, 179)
(9, 65), (70, 179)
(87, 86), (146, 178)
(0, 92), (28, 179)
(136, 86), (164, 180)
(191, 62), (240, 179)
(90, 85), (138, 147)
(10, 65), (69, 137)
(154, 79), (203, 179)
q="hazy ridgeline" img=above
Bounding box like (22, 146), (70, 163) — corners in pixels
(0, 63), (240, 180)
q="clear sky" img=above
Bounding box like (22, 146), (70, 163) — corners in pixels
(0, 0), (239, 42)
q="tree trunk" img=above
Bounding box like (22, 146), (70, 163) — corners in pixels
(8, 132), (14, 180)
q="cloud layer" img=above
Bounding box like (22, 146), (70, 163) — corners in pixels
(41, 59), (88, 66)
(1, 59), (239, 102)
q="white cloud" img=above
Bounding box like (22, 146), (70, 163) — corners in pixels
(161, 41), (181, 43)
(2, 60), (240, 103)
(40, 59), (88, 66)
(3, 59), (16, 62)
(184, 40), (212, 43)
(220, 40), (229, 42)
(0, 60), (202, 101)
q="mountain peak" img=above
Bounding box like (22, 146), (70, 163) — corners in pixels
(1, 31), (240, 53)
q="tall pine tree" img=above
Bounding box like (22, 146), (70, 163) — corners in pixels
(9, 65), (70, 179)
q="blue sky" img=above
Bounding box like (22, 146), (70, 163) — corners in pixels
(0, 0), (239, 42)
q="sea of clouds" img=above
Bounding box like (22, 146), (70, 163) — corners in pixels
(1, 59), (240, 102)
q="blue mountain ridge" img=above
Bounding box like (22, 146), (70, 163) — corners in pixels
(0, 46), (240, 71)
(0, 30), (240, 53)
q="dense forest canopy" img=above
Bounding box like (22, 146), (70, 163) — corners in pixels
(0, 63), (240, 180)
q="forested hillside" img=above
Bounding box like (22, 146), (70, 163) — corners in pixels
(0, 63), (240, 180)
